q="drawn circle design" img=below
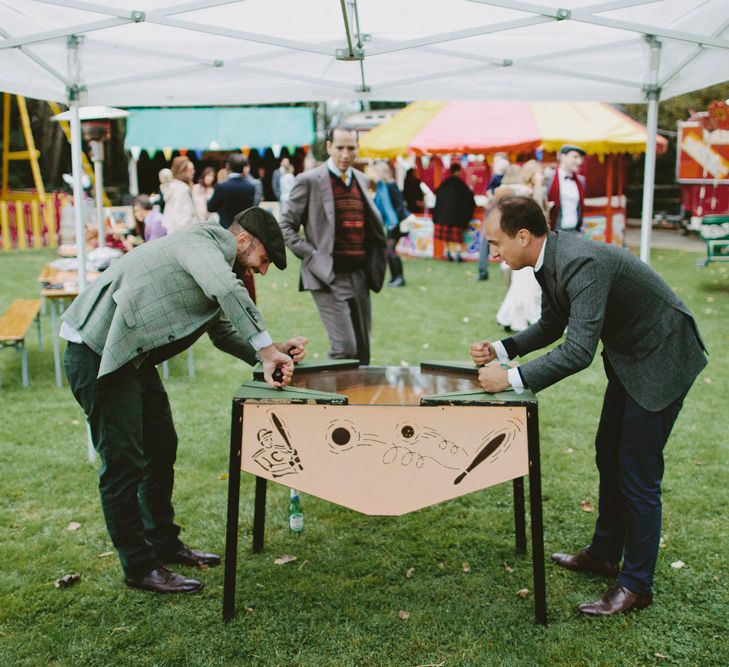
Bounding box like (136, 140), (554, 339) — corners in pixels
(395, 421), (420, 445)
(331, 427), (351, 446)
(326, 420), (359, 453)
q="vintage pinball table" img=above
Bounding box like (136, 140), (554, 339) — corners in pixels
(223, 359), (547, 625)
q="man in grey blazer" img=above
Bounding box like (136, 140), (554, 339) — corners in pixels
(279, 126), (387, 365)
(61, 209), (307, 594)
(471, 196), (707, 616)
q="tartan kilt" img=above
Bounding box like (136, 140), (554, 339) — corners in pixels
(433, 223), (465, 243)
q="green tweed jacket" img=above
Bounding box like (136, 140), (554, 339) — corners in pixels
(62, 222), (264, 377)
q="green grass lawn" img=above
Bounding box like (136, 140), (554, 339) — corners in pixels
(0, 244), (727, 667)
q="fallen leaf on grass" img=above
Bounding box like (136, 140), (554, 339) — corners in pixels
(579, 500), (594, 512)
(515, 588), (530, 599)
(400, 360), (410, 367)
(659, 536), (667, 549)
(111, 627), (130, 633)
(503, 563), (514, 573)
(98, 551), (114, 558)
(670, 560), (686, 569)
(654, 653), (669, 660)
(437, 562), (445, 570)
(422, 342), (430, 349)
(405, 567), (415, 579)
(398, 610), (411, 620)
(71, 419), (80, 426)
(65, 521), (81, 531)
(198, 563), (209, 571)
(565, 447), (574, 454)
(274, 554), (297, 565)
(55, 573), (81, 589)
(462, 317), (470, 323)
(461, 562), (471, 573)
(218, 472), (229, 481)
(703, 377), (713, 384)
(244, 606), (254, 613)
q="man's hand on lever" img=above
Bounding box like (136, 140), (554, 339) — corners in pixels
(276, 336), (309, 363)
(258, 344), (294, 388)
(477, 363), (510, 393)
(470, 340), (497, 367)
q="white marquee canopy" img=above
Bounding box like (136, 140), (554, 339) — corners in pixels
(1, 0), (728, 277)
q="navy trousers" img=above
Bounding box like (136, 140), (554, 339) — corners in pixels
(588, 355), (688, 595)
(64, 342), (184, 579)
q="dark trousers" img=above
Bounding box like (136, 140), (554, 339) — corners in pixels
(588, 356), (688, 595)
(64, 342), (183, 579)
(311, 268), (371, 365)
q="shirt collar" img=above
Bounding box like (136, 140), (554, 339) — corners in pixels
(534, 235), (547, 272)
(327, 158), (352, 185)
(227, 173), (242, 178)
(558, 168), (575, 181)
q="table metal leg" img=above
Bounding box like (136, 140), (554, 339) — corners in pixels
(35, 312), (42, 352)
(50, 299), (62, 387)
(513, 477), (527, 554)
(252, 477), (268, 554)
(223, 401), (243, 621)
(187, 347), (195, 378)
(527, 404), (547, 626)
(86, 424), (96, 464)
(20, 340), (29, 387)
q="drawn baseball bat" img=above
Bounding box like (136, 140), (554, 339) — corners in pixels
(453, 433), (506, 485)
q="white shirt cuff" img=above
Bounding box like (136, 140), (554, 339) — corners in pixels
(249, 330), (273, 351)
(492, 340), (511, 364)
(507, 366), (525, 394)
(60, 321), (83, 343)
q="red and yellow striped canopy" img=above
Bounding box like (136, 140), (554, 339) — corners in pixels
(359, 101), (667, 159)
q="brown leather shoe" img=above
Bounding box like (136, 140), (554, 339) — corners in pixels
(161, 544), (221, 567)
(125, 566), (203, 594)
(578, 584), (653, 616)
(551, 547), (619, 577)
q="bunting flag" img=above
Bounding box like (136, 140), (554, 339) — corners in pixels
(271, 143), (282, 158)
(194, 150), (204, 160)
(208, 140), (220, 150)
(178, 148), (188, 156)
(162, 147), (173, 161)
(147, 148), (158, 159)
(129, 145), (142, 161)
(257, 148), (267, 158)
(241, 146), (250, 157)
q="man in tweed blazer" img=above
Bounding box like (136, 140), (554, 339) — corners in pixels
(471, 196), (707, 617)
(61, 211), (307, 594)
(279, 126), (386, 365)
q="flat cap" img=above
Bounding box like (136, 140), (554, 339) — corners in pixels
(232, 207), (287, 270)
(559, 144), (587, 156)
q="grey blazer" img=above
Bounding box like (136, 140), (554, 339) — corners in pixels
(511, 232), (707, 411)
(279, 163), (387, 292)
(62, 222), (263, 377)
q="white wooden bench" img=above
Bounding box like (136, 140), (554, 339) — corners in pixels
(0, 299), (42, 387)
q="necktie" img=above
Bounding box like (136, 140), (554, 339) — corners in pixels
(341, 172), (348, 185)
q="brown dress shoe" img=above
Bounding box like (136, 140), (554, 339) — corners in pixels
(125, 566), (203, 594)
(551, 547), (619, 577)
(161, 544), (221, 567)
(578, 584), (653, 616)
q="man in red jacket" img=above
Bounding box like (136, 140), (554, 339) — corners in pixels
(546, 145), (586, 233)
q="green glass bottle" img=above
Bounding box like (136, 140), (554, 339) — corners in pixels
(288, 488), (304, 533)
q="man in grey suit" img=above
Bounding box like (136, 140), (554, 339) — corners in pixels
(61, 208), (307, 594)
(471, 196), (707, 616)
(279, 125), (387, 365)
